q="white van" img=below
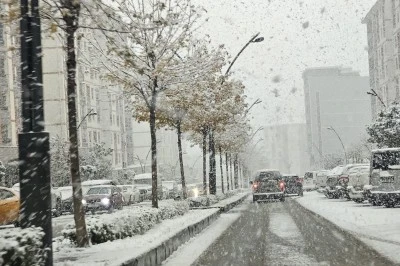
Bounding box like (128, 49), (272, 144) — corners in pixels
(303, 171), (317, 191)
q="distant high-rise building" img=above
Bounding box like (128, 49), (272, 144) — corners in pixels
(303, 67), (371, 169)
(363, 0), (399, 117)
(263, 123), (309, 175)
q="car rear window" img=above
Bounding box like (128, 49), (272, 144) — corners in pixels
(256, 171), (281, 181)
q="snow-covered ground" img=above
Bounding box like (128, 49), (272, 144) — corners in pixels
(297, 191), (400, 264)
(162, 200), (249, 266)
(54, 208), (219, 266)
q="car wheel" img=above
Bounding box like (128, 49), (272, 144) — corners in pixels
(118, 202), (123, 210)
(280, 196), (285, 202)
(108, 205), (114, 213)
(252, 195), (257, 202)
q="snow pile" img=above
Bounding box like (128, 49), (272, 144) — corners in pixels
(189, 190), (239, 207)
(0, 227), (46, 266)
(61, 200), (189, 245)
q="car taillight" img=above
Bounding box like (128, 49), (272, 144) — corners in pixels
(252, 182), (259, 191)
(279, 181), (285, 191)
(339, 176), (349, 183)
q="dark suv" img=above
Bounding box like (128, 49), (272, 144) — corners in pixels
(282, 174), (303, 196)
(250, 169), (285, 202)
(83, 185), (124, 214)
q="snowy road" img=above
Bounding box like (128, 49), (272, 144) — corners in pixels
(194, 199), (393, 266)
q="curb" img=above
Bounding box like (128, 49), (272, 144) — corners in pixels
(120, 193), (249, 266)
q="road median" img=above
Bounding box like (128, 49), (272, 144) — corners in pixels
(53, 191), (249, 266)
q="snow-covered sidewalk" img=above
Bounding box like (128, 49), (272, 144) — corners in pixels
(54, 208), (219, 266)
(54, 192), (249, 265)
(296, 191), (400, 264)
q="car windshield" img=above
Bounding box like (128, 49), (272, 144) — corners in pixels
(4, 1), (400, 265)
(86, 187), (111, 195)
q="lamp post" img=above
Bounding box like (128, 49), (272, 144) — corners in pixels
(367, 89), (386, 108)
(326, 126), (347, 164)
(224, 32), (265, 77)
(19, 0), (52, 265)
(208, 32), (264, 194)
(77, 108), (97, 129)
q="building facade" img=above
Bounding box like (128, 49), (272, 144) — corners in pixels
(364, 0), (400, 117)
(263, 123), (309, 175)
(303, 67), (371, 169)
(131, 120), (179, 177)
(0, 21), (20, 163)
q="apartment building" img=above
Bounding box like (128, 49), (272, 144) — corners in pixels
(364, 0), (400, 116)
(0, 22), (20, 163)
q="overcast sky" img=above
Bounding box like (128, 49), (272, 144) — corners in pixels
(193, 0), (376, 127)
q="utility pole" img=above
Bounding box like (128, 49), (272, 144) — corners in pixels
(19, 0), (52, 265)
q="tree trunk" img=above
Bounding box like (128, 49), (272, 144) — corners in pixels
(225, 153), (229, 191)
(65, 15), (89, 247)
(202, 128), (207, 195)
(208, 128), (216, 194)
(177, 123), (187, 199)
(234, 154), (239, 189)
(219, 147), (224, 194)
(149, 103), (158, 208)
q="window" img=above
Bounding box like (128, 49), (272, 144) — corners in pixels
(94, 131), (98, 143)
(87, 85), (91, 100)
(0, 189), (14, 200)
(91, 87), (95, 100)
(89, 131), (92, 143)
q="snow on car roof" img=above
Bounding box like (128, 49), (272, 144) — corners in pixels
(256, 169), (280, 172)
(81, 179), (114, 185)
(134, 173), (152, 179)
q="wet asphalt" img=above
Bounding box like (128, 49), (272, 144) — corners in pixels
(194, 198), (396, 266)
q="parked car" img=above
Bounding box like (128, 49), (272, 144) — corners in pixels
(12, 183), (62, 217)
(81, 179), (117, 195)
(364, 148), (400, 208)
(316, 170), (330, 192)
(346, 165), (370, 203)
(58, 186), (73, 214)
(303, 171), (317, 191)
(138, 187), (149, 202)
(118, 185), (140, 205)
(324, 164), (368, 199)
(162, 181), (180, 199)
(324, 166), (344, 198)
(250, 169), (285, 202)
(133, 173), (164, 199)
(0, 187), (19, 226)
(82, 185), (124, 214)
(282, 174), (303, 196)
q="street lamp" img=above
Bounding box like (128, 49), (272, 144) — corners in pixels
(224, 32), (264, 77)
(367, 89), (386, 107)
(326, 126), (348, 164)
(19, 0), (53, 265)
(77, 108), (97, 129)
